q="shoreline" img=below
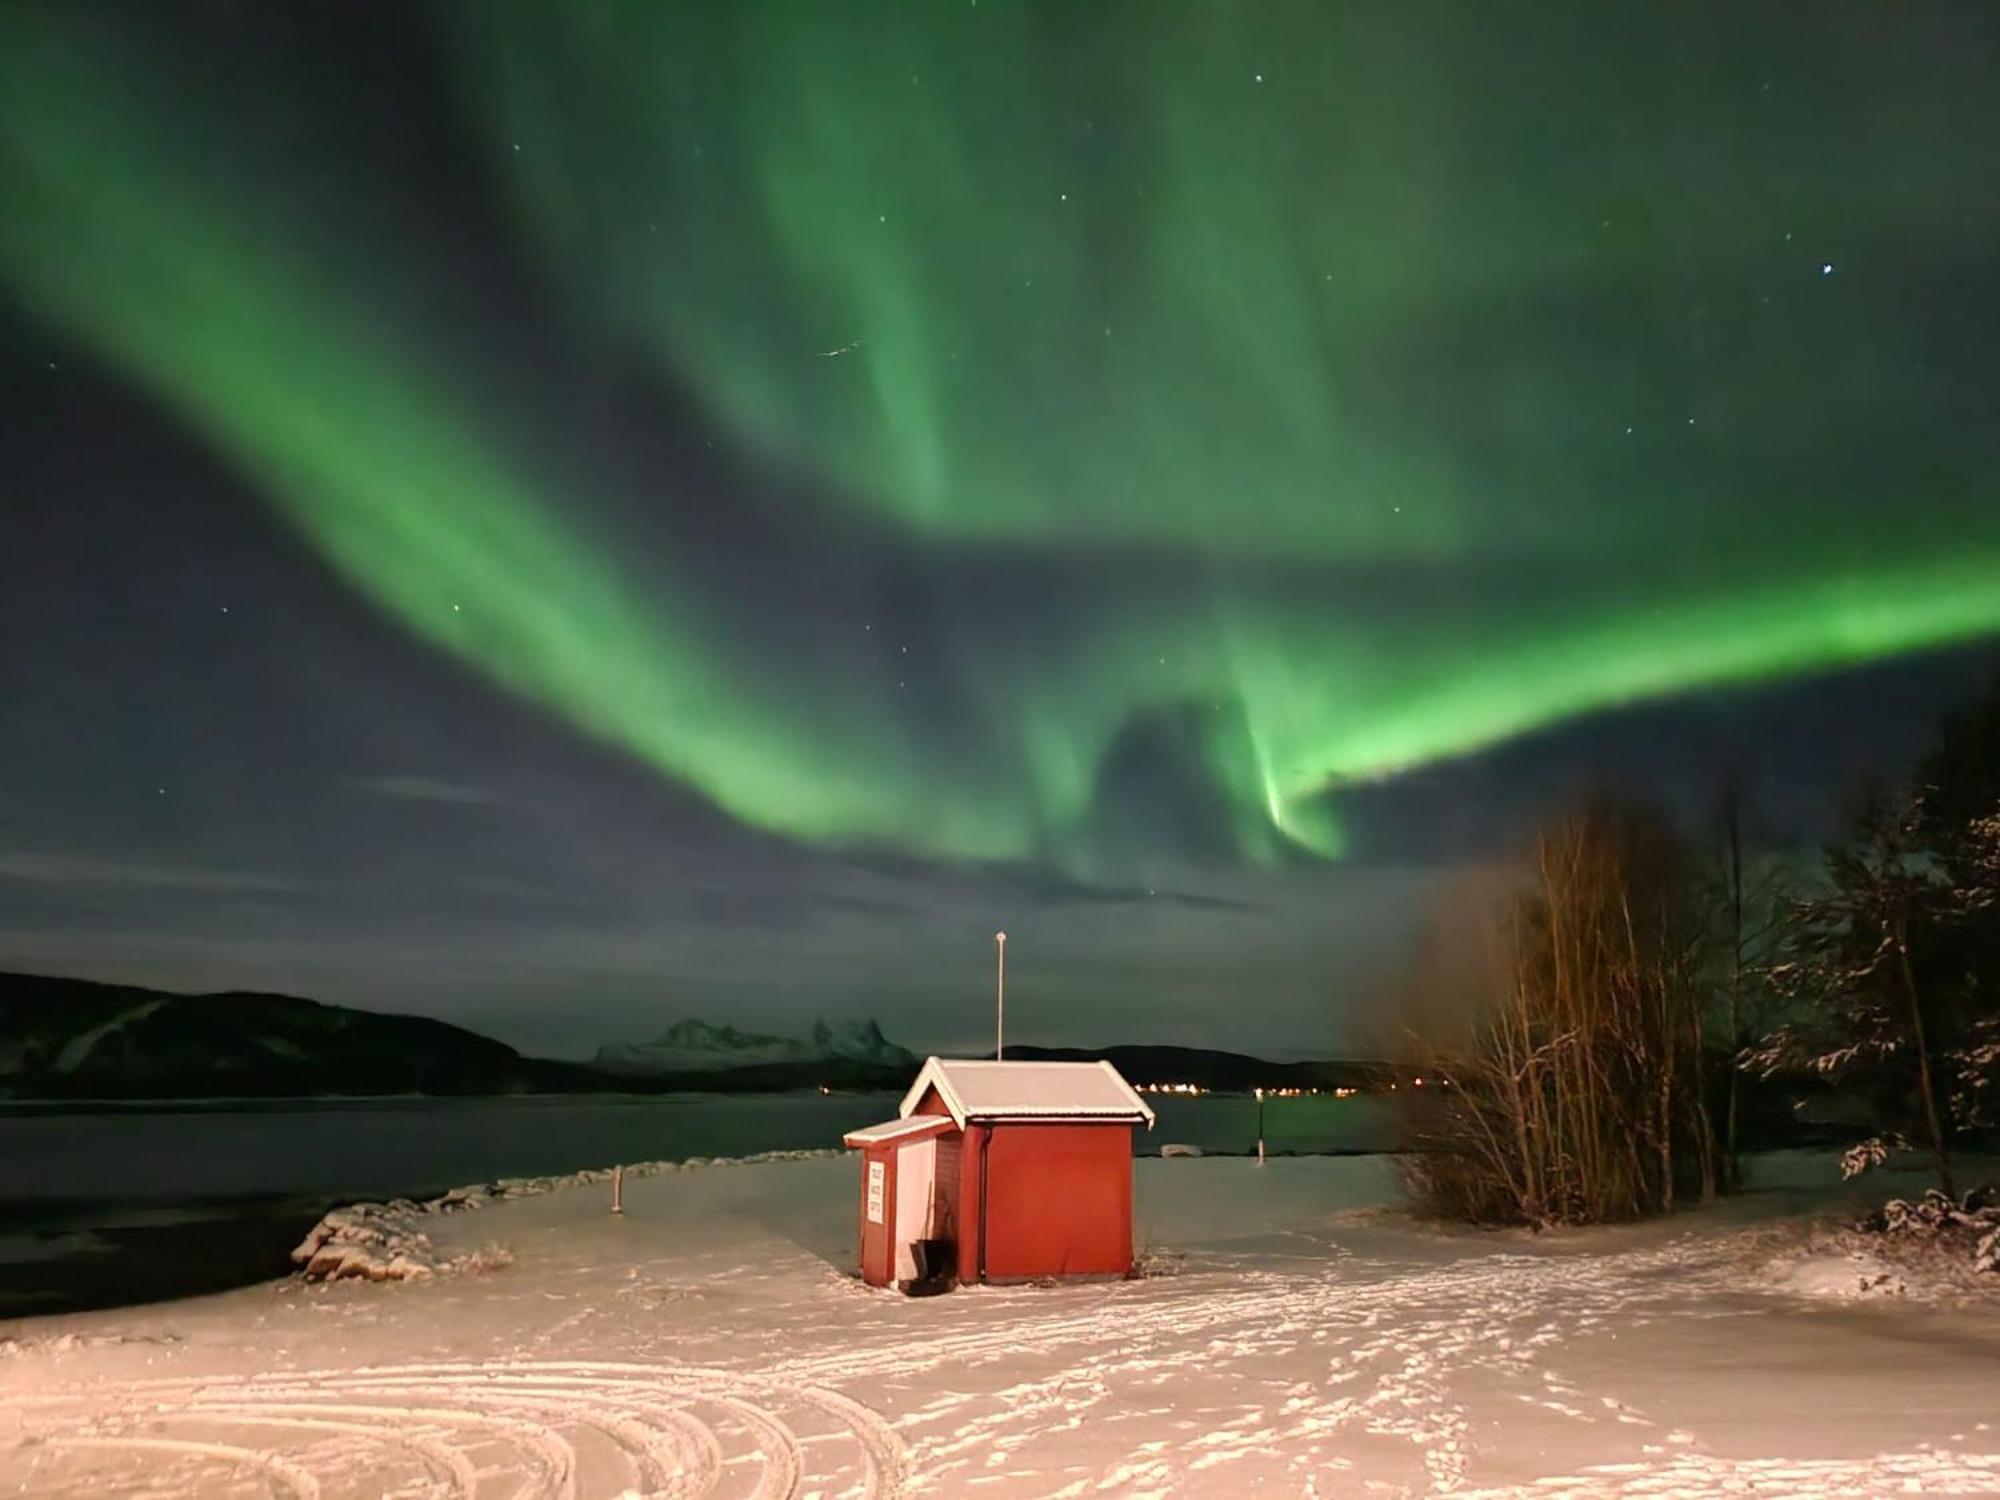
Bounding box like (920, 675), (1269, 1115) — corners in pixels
(0, 1141), (1398, 1323)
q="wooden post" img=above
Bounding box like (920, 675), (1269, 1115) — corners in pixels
(611, 1164), (625, 1215)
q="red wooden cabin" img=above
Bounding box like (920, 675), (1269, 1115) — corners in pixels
(842, 1057), (1156, 1291)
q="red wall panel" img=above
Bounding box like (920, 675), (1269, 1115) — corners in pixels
(980, 1124), (1133, 1280)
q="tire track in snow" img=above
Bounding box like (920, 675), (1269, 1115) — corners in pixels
(146, 1411), (483, 1496)
(1, 1359), (905, 1500)
(25, 1435), (323, 1500)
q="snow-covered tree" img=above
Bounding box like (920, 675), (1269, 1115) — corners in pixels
(1752, 781), (1987, 1197)
(1913, 674), (2000, 1138)
(1942, 809), (2000, 1137)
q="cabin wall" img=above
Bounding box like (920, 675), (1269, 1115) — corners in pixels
(981, 1123), (1134, 1281)
(857, 1145), (896, 1287)
(956, 1124), (989, 1284)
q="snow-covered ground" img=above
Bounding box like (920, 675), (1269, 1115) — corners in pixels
(3, 1151), (1997, 1498)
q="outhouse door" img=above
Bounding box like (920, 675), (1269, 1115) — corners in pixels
(892, 1136), (936, 1282)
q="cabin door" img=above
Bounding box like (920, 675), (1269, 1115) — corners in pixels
(893, 1138), (937, 1282)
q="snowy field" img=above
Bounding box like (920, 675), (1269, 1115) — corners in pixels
(3, 1151), (1997, 1498)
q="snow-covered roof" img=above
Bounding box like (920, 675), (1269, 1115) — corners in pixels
(898, 1058), (1156, 1129)
(841, 1115), (956, 1149)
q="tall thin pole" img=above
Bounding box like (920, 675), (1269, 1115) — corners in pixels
(995, 931), (1007, 1060)
(1724, 786), (1743, 1193)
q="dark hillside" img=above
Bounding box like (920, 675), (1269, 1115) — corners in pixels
(0, 972), (531, 1098)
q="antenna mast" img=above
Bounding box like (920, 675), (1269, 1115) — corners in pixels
(994, 931), (1008, 1060)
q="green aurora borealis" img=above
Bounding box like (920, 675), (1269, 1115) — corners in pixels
(5, 2), (1998, 876)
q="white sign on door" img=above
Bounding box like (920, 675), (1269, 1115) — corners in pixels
(866, 1160), (886, 1225)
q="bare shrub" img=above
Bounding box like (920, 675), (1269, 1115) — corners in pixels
(1397, 800), (1715, 1226)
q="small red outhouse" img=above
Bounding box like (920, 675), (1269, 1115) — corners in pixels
(842, 1057), (1156, 1291)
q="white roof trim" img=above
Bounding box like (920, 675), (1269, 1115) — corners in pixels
(897, 1057), (1156, 1128)
(842, 1115), (955, 1148)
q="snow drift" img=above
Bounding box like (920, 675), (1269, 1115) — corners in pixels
(291, 1147), (841, 1282)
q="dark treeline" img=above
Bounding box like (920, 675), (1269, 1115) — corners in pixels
(1396, 671), (2000, 1228)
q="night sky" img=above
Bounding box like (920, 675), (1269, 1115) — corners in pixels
(4, 2), (1997, 1060)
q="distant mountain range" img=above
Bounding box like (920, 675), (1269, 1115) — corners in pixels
(593, 1017), (918, 1077)
(0, 971), (1386, 1100)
